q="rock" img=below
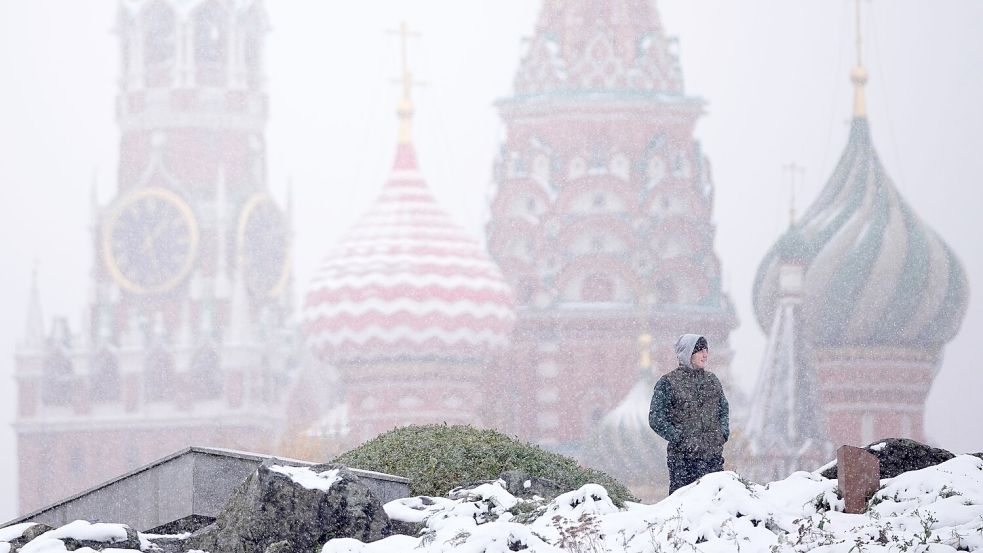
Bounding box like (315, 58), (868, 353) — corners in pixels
(60, 526), (142, 551)
(388, 519), (425, 537)
(3, 523), (52, 551)
(263, 540), (293, 553)
(189, 460), (392, 553)
(498, 470), (566, 501)
(141, 535), (192, 553)
(453, 470), (566, 504)
(820, 438), (955, 480)
(8, 523), (141, 552)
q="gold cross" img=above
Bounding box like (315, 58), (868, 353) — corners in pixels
(386, 22), (425, 143)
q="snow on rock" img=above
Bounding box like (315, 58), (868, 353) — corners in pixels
(449, 481), (521, 510)
(0, 524), (37, 543)
(323, 455), (983, 552)
(268, 464), (342, 491)
(384, 496), (460, 524)
(12, 520), (140, 553)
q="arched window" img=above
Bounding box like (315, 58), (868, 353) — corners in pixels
(189, 347), (222, 399)
(582, 273), (614, 302)
(242, 10), (263, 88)
(900, 415), (913, 438)
(144, 349), (174, 402)
(41, 352), (73, 406)
(91, 350), (121, 403)
(656, 277), (678, 305)
(193, 0), (228, 86)
(861, 413), (875, 445)
(142, 1), (176, 87)
(516, 277), (536, 305)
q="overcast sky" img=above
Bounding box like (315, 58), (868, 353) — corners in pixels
(1, 1), (981, 520)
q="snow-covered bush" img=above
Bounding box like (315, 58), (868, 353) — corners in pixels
(333, 424), (636, 505)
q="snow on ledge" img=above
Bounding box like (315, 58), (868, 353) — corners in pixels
(269, 465), (342, 492)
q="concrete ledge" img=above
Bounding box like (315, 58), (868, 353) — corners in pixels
(3, 446), (410, 533)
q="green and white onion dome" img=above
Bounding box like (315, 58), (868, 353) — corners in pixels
(753, 117), (968, 350)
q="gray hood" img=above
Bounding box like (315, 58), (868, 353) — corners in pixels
(674, 334), (704, 369)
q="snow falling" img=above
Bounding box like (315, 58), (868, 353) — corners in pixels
(0, 1), (981, 547)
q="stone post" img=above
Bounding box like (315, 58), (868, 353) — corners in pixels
(837, 445), (880, 514)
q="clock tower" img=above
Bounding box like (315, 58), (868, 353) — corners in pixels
(14, 0), (295, 513)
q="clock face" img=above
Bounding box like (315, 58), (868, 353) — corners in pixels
(237, 193), (291, 297)
(102, 187), (199, 294)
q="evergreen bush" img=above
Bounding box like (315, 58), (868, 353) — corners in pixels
(333, 423), (637, 506)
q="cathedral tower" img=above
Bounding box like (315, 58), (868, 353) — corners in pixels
(15, 0), (294, 513)
(752, 3), (969, 449)
(486, 0), (737, 457)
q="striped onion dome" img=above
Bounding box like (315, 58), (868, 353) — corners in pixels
(587, 370), (667, 484)
(302, 143), (515, 364)
(753, 116), (968, 349)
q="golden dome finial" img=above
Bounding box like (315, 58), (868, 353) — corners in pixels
(389, 21), (422, 145)
(851, 0), (869, 118)
(638, 334), (653, 369)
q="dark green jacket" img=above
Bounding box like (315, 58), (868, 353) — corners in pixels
(649, 364), (730, 459)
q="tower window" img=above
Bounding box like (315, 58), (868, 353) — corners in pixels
(861, 413), (875, 445)
(591, 236), (606, 252)
(656, 277), (678, 304)
(582, 274), (614, 302)
(517, 278), (536, 305)
(144, 349), (174, 402)
(142, 2), (176, 87)
(41, 352), (73, 406)
(194, 1), (229, 86)
(190, 348), (222, 400)
(91, 351), (121, 403)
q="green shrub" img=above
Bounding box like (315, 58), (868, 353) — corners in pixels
(333, 424), (636, 506)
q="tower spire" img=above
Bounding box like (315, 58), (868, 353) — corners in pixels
(851, 0), (869, 118)
(388, 21), (422, 145)
(23, 261), (45, 349)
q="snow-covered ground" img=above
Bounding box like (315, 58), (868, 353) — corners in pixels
(326, 454), (983, 553)
(3, 456), (982, 552)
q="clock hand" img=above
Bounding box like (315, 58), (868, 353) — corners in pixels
(142, 217), (173, 256)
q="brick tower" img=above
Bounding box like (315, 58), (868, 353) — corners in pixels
(485, 0), (737, 459)
(14, 0), (294, 513)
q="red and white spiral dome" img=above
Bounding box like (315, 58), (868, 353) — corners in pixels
(303, 143), (515, 364)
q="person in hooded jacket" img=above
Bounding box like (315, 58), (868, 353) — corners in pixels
(648, 334), (730, 494)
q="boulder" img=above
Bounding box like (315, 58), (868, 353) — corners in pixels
(451, 470), (567, 503)
(820, 438), (955, 480)
(57, 526), (142, 551)
(498, 470), (567, 501)
(189, 460), (392, 553)
(1, 523), (52, 551)
(6, 522), (141, 552)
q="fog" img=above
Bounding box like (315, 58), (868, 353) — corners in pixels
(1, 1), (981, 520)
